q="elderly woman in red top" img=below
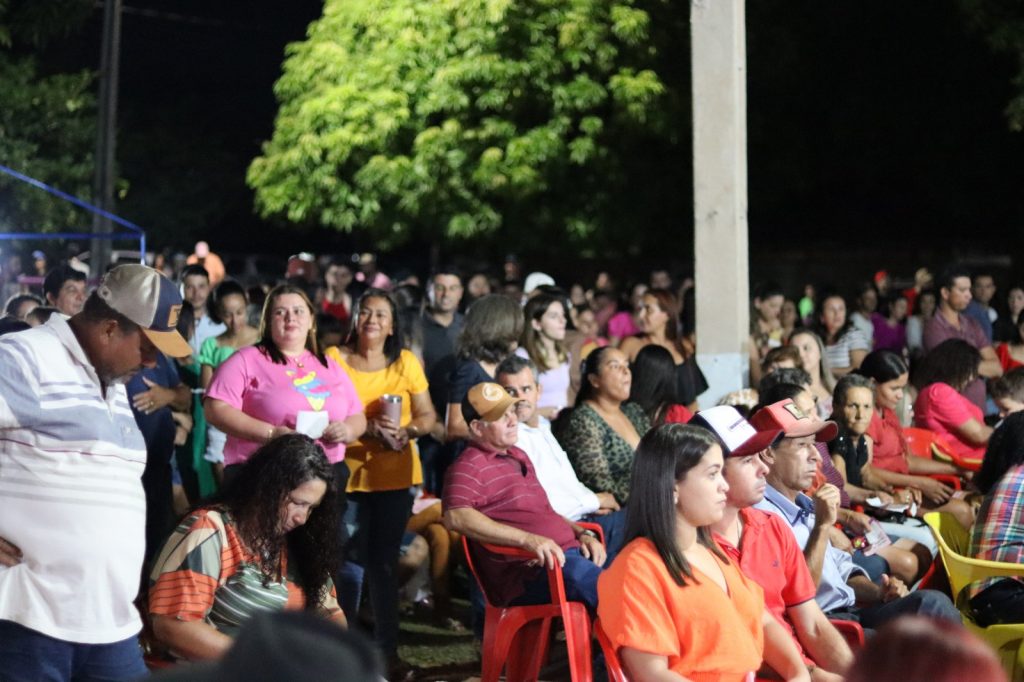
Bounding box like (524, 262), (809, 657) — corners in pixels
(859, 350), (974, 528)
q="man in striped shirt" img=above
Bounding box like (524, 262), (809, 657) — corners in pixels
(442, 382), (605, 608)
(0, 264), (191, 681)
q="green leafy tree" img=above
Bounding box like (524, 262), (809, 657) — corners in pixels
(960, 0), (1024, 130)
(0, 0), (96, 233)
(249, 0), (674, 249)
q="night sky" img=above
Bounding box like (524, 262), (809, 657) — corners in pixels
(37, 1), (1024, 287)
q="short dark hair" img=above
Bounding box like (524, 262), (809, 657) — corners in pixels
(754, 382), (807, 414)
(315, 312), (344, 347)
(0, 317), (30, 336)
(43, 265), (86, 299)
(758, 367), (811, 397)
(25, 306), (59, 326)
(752, 281), (784, 302)
(762, 345), (803, 373)
(624, 424), (727, 587)
(431, 265), (463, 282)
(179, 263), (211, 283)
(495, 354), (536, 381)
(4, 293), (42, 317)
(936, 264), (971, 292)
(990, 367), (1024, 403)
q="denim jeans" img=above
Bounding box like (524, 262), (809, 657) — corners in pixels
(580, 509), (627, 565)
(0, 620), (148, 682)
(509, 548), (603, 612)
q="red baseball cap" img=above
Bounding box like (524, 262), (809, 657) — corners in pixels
(749, 399), (838, 442)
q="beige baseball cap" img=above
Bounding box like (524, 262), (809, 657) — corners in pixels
(97, 264), (192, 358)
(462, 382), (518, 423)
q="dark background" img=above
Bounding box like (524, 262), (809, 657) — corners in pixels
(30, 0), (1024, 293)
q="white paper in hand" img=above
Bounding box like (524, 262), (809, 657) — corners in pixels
(296, 410), (328, 439)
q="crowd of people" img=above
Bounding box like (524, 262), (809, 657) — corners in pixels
(1, 247), (1022, 681)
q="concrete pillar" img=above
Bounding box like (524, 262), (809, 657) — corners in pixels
(691, 0), (749, 407)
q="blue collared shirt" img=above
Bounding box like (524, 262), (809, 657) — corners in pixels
(754, 485), (867, 613)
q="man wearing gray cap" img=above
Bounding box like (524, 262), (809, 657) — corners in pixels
(0, 264), (191, 681)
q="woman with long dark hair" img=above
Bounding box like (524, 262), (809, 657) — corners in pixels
(619, 288), (708, 411)
(967, 412), (1024, 626)
(597, 425), (809, 681)
(812, 292), (870, 379)
(148, 435), (344, 661)
(913, 339), (993, 462)
(789, 328), (836, 419)
(557, 346), (650, 505)
(628, 344), (692, 424)
(325, 288), (436, 664)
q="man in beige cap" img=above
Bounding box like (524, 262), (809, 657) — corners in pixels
(442, 381), (605, 610)
(0, 264), (191, 681)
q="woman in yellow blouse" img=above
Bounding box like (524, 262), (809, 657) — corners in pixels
(326, 288), (436, 668)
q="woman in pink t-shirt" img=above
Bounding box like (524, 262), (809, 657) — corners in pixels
(205, 285), (367, 492)
(913, 339), (993, 462)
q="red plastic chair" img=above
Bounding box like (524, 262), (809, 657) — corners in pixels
(462, 525), (602, 682)
(593, 618), (628, 682)
(903, 427), (966, 488)
(832, 619), (865, 649)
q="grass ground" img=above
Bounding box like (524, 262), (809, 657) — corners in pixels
(396, 597), (480, 681)
(391, 596), (574, 682)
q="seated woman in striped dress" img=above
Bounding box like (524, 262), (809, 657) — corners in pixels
(148, 434), (345, 661)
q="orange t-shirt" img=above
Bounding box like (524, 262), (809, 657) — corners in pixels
(597, 537), (764, 682)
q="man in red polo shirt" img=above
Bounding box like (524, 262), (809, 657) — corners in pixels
(692, 406), (851, 682)
(442, 382), (605, 608)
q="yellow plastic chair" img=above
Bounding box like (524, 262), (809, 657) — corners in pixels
(924, 512), (1024, 680)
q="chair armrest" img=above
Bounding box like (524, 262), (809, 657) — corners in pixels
(929, 473), (962, 491)
(480, 542), (534, 559)
(578, 521), (605, 545)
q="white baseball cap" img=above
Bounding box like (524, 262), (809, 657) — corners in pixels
(690, 405), (784, 457)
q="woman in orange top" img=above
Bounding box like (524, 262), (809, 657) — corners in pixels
(597, 424), (809, 682)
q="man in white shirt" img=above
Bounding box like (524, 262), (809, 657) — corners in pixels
(0, 264), (192, 681)
(496, 355), (625, 560)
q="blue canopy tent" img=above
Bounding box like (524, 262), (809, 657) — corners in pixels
(0, 163), (145, 262)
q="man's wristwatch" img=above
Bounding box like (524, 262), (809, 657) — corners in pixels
(578, 529), (598, 540)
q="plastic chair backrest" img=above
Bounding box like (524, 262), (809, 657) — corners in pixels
(904, 427), (937, 458)
(923, 512), (1024, 604)
(593, 619), (628, 682)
